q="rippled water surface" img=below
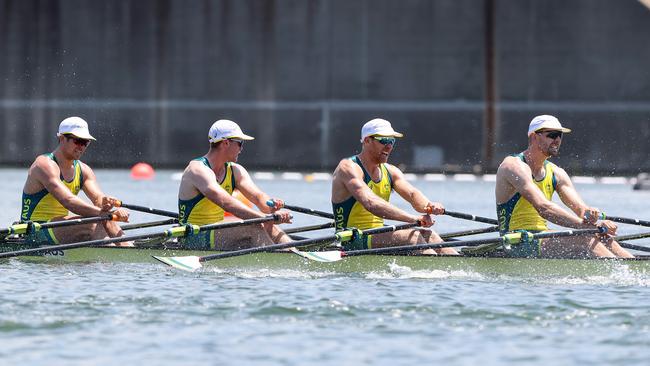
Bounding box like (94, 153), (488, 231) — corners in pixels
(2, 168), (650, 365)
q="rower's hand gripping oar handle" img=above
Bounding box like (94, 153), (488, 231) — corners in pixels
(266, 200), (335, 220)
(424, 206), (499, 226)
(113, 200), (178, 218)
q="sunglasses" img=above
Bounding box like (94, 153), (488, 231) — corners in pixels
(229, 139), (244, 147)
(536, 130), (563, 140)
(372, 136), (396, 145)
(64, 135), (91, 146)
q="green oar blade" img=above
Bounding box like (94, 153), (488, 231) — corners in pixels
(290, 248), (343, 262)
(152, 255), (202, 272)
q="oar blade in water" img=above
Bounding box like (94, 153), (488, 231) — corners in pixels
(290, 248), (343, 262)
(152, 255), (202, 272)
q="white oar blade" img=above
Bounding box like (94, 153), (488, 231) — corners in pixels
(290, 248), (343, 262)
(152, 255), (202, 272)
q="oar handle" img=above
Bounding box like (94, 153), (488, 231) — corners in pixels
(266, 200), (335, 219)
(114, 201), (178, 218)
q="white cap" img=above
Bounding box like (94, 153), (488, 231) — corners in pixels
(527, 115), (572, 136)
(57, 116), (96, 140)
(360, 118), (404, 142)
(208, 119), (255, 143)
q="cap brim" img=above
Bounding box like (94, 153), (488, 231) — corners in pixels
(375, 132), (404, 138)
(530, 127), (571, 135)
(233, 134), (255, 140)
(58, 132), (96, 141)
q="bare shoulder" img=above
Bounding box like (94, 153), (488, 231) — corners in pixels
(31, 155), (59, 177)
(185, 159), (211, 177)
(384, 163), (403, 176)
(229, 162), (248, 177)
(333, 158), (362, 180)
(548, 162), (570, 182)
(79, 161), (96, 178)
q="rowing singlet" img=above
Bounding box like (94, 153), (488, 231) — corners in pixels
(333, 156), (393, 231)
(497, 153), (557, 234)
(21, 153), (84, 222)
(178, 158), (235, 225)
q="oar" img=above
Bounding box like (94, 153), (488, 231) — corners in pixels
(598, 214), (650, 227)
(440, 225), (499, 240)
(0, 214), (122, 236)
(284, 221), (335, 234)
(114, 201), (178, 218)
(153, 222), (421, 272)
(121, 218), (179, 231)
(619, 242), (650, 253)
(441, 209), (498, 225)
(293, 228), (604, 262)
(613, 231), (650, 241)
(266, 200), (334, 219)
(0, 215), (279, 260)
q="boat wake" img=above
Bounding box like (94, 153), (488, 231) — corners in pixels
(365, 261), (486, 280)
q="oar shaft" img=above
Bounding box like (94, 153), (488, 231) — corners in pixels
(116, 201), (178, 218)
(341, 228), (602, 257)
(0, 215), (278, 259)
(614, 232), (650, 241)
(440, 226), (499, 240)
(284, 222), (335, 234)
(1, 214), (116, 235)
(443, 210), (498, 225)
(605, 215), (650, 227)
(0, 232), (161, 259)
(199, 222), (420, 262)
(121, 218), (178, 231)
(619, 242), (650, 253)
(266, 201), (334, 220)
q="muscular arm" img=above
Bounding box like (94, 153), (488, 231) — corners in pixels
(388, 164), (441, 214)
(80, 163), (108, 207)
(553, 166), (590, 217)
(29, 157), (103, 217)
(184, 162), (266, 220)
(231, 164), (274, 214)
(331, 159), (419, 223)
(496, 157), (591, 229)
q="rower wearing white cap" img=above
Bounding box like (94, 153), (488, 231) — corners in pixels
(330, 118), (458, 255)
(20, 116), (131, 246)
(177, 119), (292, 250)
(494, 115), (633, 258)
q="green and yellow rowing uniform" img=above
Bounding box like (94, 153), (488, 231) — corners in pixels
(332, 156), (393, 250)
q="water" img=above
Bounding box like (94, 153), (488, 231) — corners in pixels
(2, 168), (650, 365)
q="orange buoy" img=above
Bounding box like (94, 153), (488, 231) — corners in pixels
(130, 162), (155, 180)
(224, 190), (253, 217)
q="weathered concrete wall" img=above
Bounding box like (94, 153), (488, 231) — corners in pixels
(1, 0), (649, 174)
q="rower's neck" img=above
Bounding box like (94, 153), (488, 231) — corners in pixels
(522, 148), (547, 172)
(357, 151), (381, 173)
(205, 150), (228, 176)
(52, 148), (75, 168)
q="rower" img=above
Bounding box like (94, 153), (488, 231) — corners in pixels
(494, 115), (633, 258)
(177, 119), (292, 250)
(20, 117), (132, 246)
(330, 118), (458, 255)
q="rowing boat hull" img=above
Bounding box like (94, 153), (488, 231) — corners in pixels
(7, 246), (650, 276)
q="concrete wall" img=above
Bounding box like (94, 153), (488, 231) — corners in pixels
(1, 0), (649, 174)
